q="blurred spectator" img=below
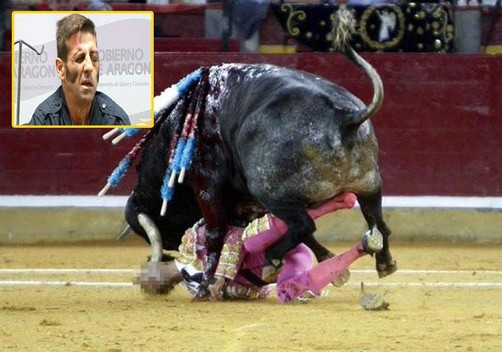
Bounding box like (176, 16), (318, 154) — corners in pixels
(87, 0), (112, 10)
(47, 0), (79, 10)
(0, 0), (9, 51)
(233, 0), (269, 41)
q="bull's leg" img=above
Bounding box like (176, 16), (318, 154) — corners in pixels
(303, 232), (334, 262)
(191, 218), (226, 300)
(264, 206), (316, 268)
(199, 226), (225, 296)
(190, 176), (229, 299)
(357, 191), (397, 278)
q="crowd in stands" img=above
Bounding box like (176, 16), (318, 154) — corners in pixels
(1, 1), (499, 53)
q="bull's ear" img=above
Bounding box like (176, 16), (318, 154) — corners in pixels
(116, 225), (132, 241)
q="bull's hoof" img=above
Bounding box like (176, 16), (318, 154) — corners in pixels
(362, 228), (384, 255)
(376, 260), (397, 278)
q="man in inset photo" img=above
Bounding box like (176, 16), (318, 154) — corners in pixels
(28, 14), (130, 126)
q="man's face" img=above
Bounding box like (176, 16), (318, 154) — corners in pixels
(57, 31), (99, 106)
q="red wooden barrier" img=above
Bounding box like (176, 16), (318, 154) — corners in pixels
(154, 38), (240, 52)
(1, 52), (500, 196)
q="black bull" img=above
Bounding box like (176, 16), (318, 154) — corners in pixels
(122, 47), (397, 296)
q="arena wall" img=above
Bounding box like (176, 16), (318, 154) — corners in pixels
(2, 52), (500, 196)
(0, 52), (501, 243)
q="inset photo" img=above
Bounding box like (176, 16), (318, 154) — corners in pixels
(12, 11), (153, 127)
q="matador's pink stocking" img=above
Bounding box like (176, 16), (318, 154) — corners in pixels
(307, 241), (366, 293)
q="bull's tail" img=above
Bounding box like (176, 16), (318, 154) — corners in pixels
(332, 6), (383, 127)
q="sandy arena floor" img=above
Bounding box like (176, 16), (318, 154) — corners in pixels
(1, 238), (501, 352)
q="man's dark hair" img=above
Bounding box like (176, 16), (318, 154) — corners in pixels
(56, 14), (97, 62)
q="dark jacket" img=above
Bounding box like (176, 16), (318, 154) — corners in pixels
(28, 86), (131, 126)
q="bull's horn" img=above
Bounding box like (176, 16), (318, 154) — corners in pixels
(137, 213), (163, 262)
(116, 224), (132, 241)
